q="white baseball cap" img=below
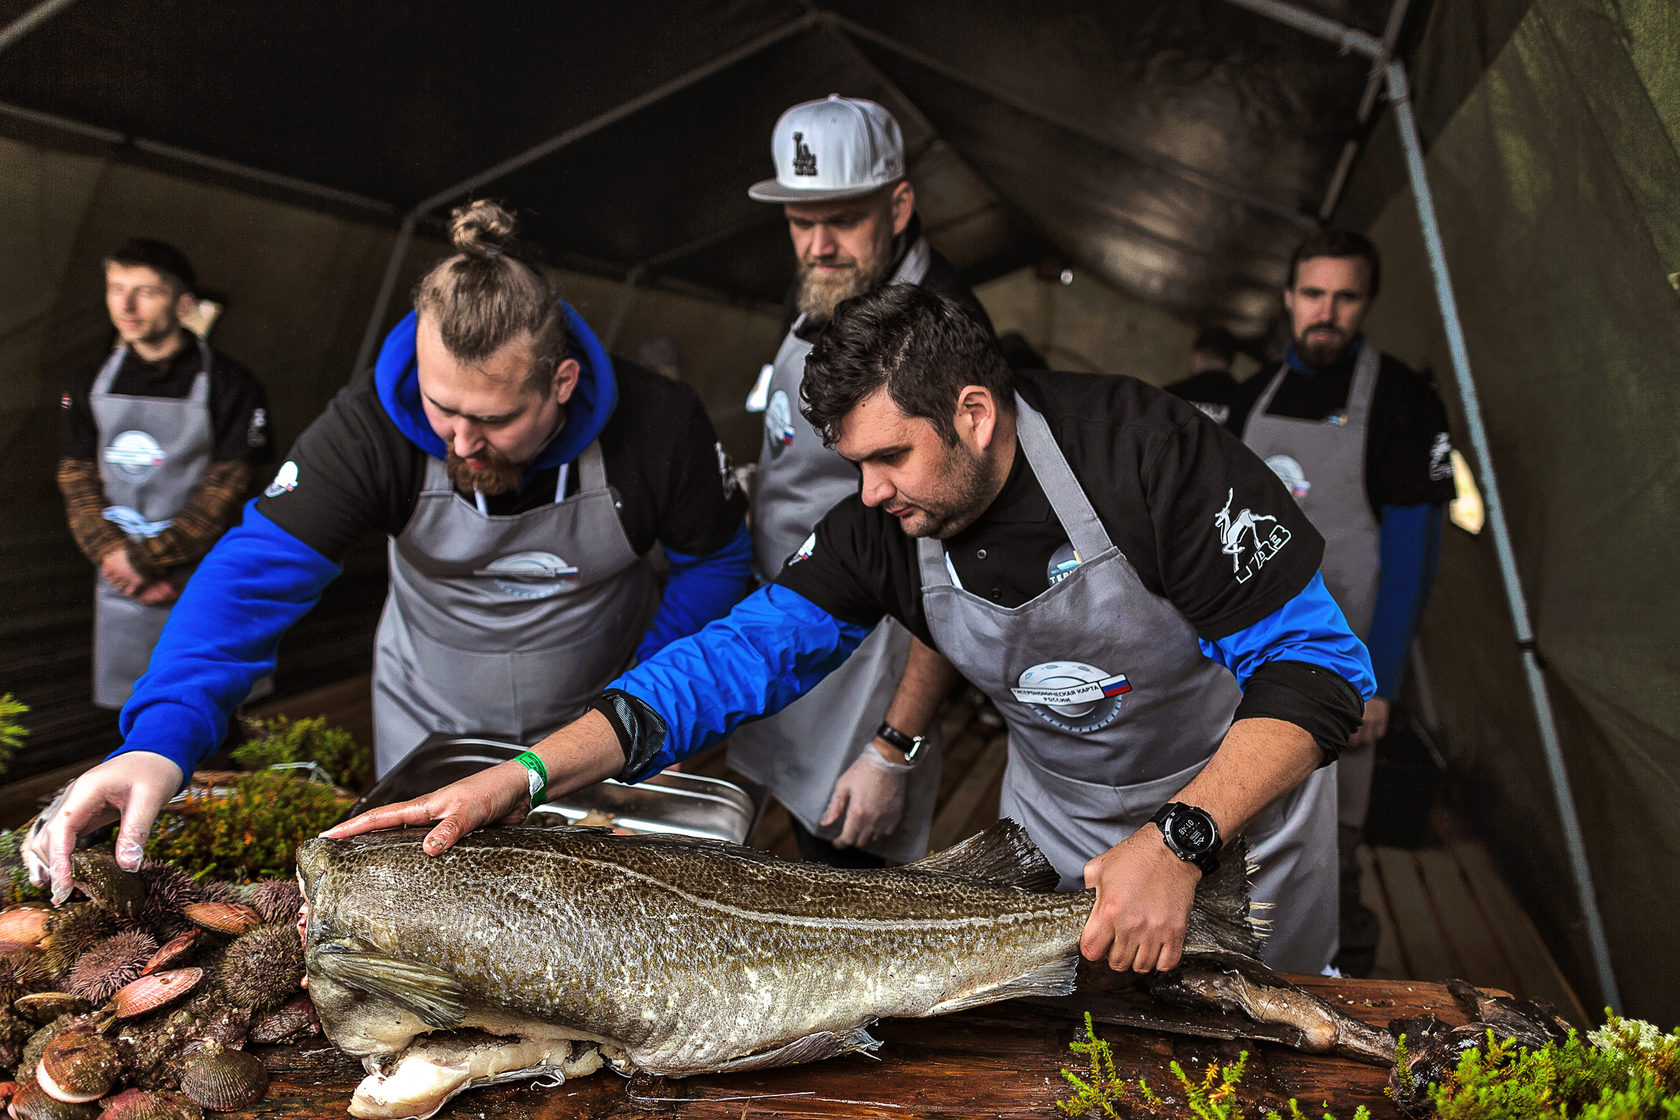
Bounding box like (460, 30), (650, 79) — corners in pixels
(748, 94), (905, 204)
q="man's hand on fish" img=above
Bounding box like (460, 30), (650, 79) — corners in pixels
(326, 710), (625, 853)
(819, 742), (910, 849)
(24, 750), (184, 904)
(1079, 826), (1201, 973)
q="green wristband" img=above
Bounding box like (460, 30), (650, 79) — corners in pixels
(512, 750), (549, 808)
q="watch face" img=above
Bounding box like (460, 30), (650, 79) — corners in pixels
(1168, 809), (1215, 856)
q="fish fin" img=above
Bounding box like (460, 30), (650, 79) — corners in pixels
(923, 953), (1079, 1015)
(1182, 835), (1262, 957)
(689, 1025), (882, 1076)
(312, 941), (468, 1029)
(903, 819), (1059, 891)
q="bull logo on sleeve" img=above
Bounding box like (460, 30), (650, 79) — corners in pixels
(1216, 489), (1291, 584)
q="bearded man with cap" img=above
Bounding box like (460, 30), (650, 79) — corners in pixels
(57, 238), (271, 711)
(729, 94), (995, 868)
(1235, 228), (1454, 975)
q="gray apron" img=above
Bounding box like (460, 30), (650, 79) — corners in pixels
(88, 339), (270, 709)
(728, 238), (941, 863)
(916, 396), (1339, 973)
(1242, 344), (1381, 830)
(372, 442), (659, 775)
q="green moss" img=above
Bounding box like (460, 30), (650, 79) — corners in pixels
(232, 713), (370, 789)
(0, 693), (29, 776)
(144, 768), (352, 883)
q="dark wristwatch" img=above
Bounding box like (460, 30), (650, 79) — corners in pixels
(874, 722), (928, 766)
(1150, 801), (1222, 875)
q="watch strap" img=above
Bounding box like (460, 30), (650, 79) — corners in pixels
(874, 722), (926, 766)
(1150, 801), (1222, 875)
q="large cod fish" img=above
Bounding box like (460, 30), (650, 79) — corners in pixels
(295, 821), (1256, 1118)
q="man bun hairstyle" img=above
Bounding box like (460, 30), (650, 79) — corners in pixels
(105, 239), (196, 296)
(1286, 227), (1381, 300)
(413, 199), (569, 388)
(801, 284), (1014, 447)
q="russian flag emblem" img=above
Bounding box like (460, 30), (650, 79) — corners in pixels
(1100, 675), (1131, 697)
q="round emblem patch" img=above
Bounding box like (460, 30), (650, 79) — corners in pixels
(1009, 661), (1131, 733)
(765, 389), (796, 453)
(475, 551), (581, 600)
(104, 430), (167, 484)
(1046, 542), (1081, 587)
(1264, 454), (1312, 499)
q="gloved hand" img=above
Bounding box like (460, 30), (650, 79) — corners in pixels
(819, 744), (914, 850)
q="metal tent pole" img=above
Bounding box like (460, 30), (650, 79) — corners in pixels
(350, 214), (416, 380)
(1220, 0), (1622, 1012)
(0, 0), (78, 54)
(1383, 59), (1620, 1011)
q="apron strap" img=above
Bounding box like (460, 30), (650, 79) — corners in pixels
(88, 347), (127, 397)
(576, 439), (606, 493)
(1012, 393), (1114, 563)
(1342, 342), (1380, 430)
(1246, 363), (1291, 433)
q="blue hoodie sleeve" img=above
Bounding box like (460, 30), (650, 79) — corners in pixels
(1198, 571), (1375, 696)
(114, 503), (341, 779)
(632, 524), (755, 665)
(607, 583), (871, 776)
(1366, 503), (1444, 699)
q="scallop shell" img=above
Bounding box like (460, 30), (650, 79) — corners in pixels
(137, 931), (200, 979)
(36, 1031), (120, 1103)
(96, 1089), (202, 1120)
(0, 908), (51, 950)
(177, 1041), (267, 1112)
(178, 906), (259, 938)
(6, 1080), (100, 1120)
(112, 970), (203, 1020)
(12, 995), (92, 1025)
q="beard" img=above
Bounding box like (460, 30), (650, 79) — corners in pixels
(897, 440), (999, 540)
(446, 446), (522, 496)
(795, 235), (894, 322)
(1293, 323), (1354, 369)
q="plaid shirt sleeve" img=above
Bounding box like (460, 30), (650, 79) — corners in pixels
(57, 457), (126, 566)
(127, 459), (255, 578)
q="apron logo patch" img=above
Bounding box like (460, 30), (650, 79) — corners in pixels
(1263, 455), (1312, 499)
(1216, 489), (1292, 584)
(765, 390), (796, 451)
(1046, 542), (1081, 586)
(1011, 661), (1129, 733)
(264, 460), (299, 498)
(1428, 432), (1453, 481)
(103, 430), (167, 483)
(476, 551), (581, 599)
(790, 532), (816, 564)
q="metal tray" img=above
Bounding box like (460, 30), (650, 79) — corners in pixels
(351, 734), (757, 845)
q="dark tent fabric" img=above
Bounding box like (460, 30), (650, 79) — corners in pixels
(1, 0), (1674, 1019)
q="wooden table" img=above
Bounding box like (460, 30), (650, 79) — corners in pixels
(254, 973), (1466, 1119)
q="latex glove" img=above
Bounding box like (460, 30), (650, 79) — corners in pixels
(819, 745), (912, 850)
(1347, 696), (1392, 752)
(24, 751), (185, 904)
(99, 549), (148, 597)
(1079, 825), (1201, 973)
(134, 579), (182, 607)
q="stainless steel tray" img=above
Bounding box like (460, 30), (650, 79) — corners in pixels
(351, 734), (757, 845)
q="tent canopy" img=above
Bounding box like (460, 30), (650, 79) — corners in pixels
(1, 0), (1434, 334)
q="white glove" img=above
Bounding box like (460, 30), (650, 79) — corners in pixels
(819, 746), (913, 850)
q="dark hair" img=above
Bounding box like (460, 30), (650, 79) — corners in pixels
(1191, 326), (1237, 363)
(104, 239), (196, 295)
(1286, 228), (1381, 300)
(412, 200), (569, 388)
(801, 284), (1013, 447)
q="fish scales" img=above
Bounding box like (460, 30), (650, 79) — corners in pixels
(300, 827), (1089, 1071)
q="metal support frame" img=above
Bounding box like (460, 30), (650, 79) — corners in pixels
(1221, 0), (1622, 1012)
(0, 0), (78, 55)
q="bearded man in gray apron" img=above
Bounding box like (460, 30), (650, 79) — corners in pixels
(327, 285), (1374, 979)
(729, 95), (994, 867)
(57, 238), (270, 710)
(1239, 229), (1455, 975)
(26, 202), (751, 898)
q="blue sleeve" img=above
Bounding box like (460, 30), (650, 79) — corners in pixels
(1198, 571), (1375, 700)
(114, 503), (342, 779)
(1366, 504), (1444, 699)
(632, 523), (755, 665)
(610, 583), (871, 774)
